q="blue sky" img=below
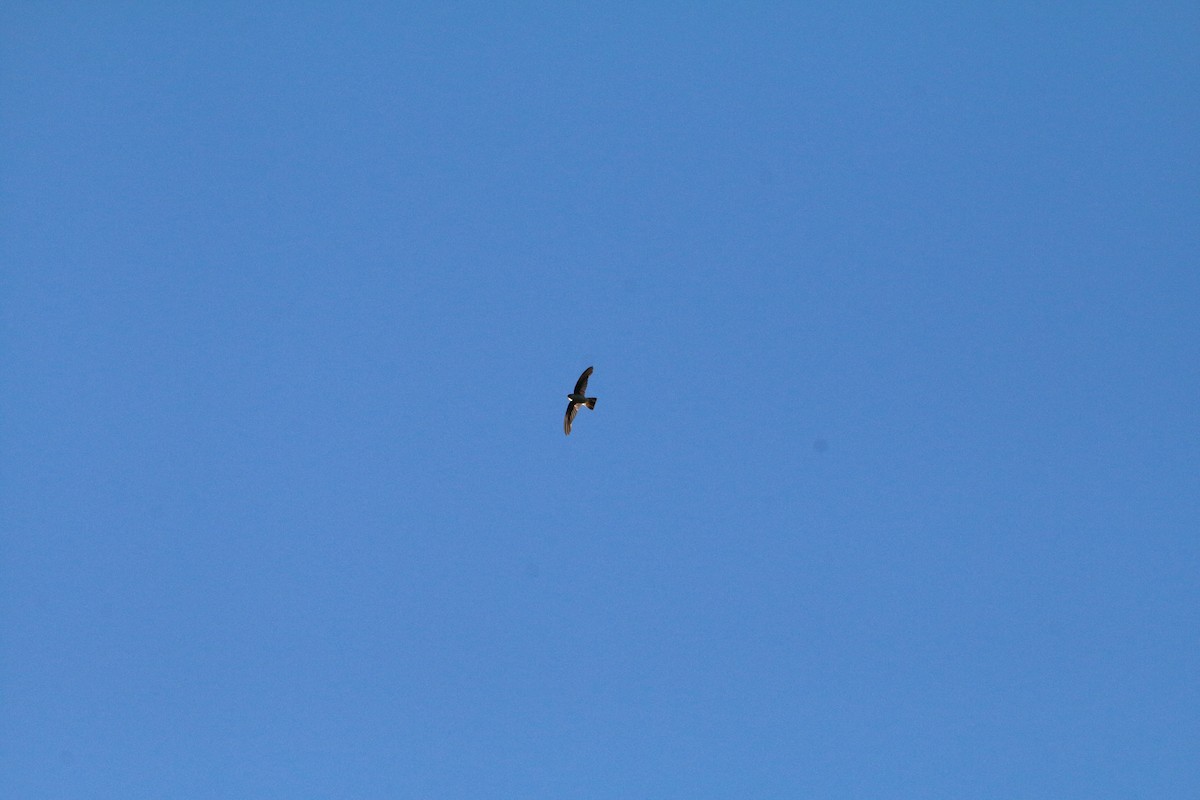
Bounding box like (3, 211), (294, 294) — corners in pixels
(2, 4), (1197, 797)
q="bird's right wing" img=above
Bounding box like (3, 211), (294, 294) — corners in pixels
(564, 401), (578, 435)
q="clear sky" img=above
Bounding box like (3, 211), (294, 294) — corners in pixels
(2, 5), (1197, 798)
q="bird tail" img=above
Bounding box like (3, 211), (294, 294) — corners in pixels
(585, 398), (597, 409)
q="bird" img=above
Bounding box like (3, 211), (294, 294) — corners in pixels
(564, 366), (597, 435)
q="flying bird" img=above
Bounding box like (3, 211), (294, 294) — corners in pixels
(564, 366), (597, 435)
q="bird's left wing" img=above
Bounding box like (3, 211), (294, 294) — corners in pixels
(573, 366), (593, 396)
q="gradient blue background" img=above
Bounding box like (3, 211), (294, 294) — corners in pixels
(3, 5), (1197, 797)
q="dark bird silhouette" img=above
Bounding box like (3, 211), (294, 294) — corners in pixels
(564, 366), (597, 435)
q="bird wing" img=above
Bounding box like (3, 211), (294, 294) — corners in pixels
(564, 401), (579, 435)
(573, 366), (593, 395)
